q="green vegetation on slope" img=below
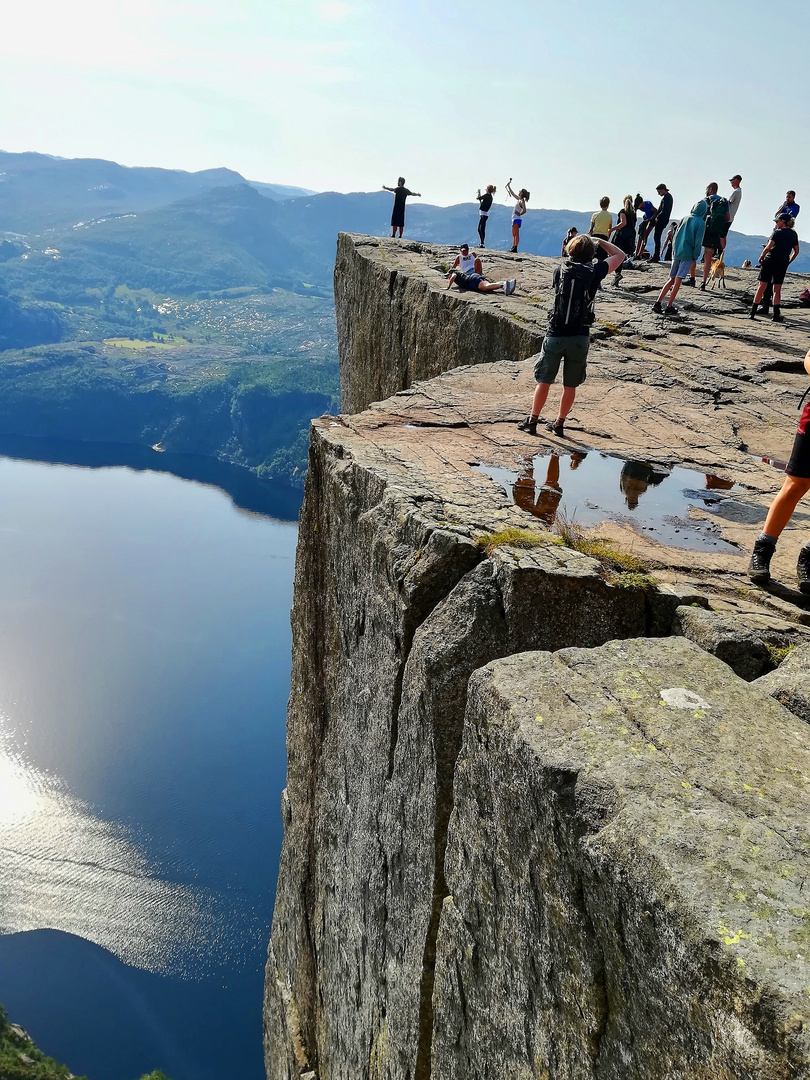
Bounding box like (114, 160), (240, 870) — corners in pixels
(0, 1004), (86, 1080)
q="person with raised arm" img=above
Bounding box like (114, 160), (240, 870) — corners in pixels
(476, 184), (496, 247)
(505, 179), (529, 252)
(516, 234), (625, 438)
(383, 177), (421, 238)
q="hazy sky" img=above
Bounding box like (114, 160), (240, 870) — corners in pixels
(2, 0), (808, 235)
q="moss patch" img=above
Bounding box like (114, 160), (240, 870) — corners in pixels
(477, 527), (552, 555)
(768, 643), (796, 667)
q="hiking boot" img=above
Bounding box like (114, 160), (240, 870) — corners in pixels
(510, 246), (518, 253)
(547, 420), (565, 437)
(749, 303), (758, 319)
(773, 306), (784, 323)
(650, 256), (660, 263)
(699, 281), (707, 291)
(683, 276), (695, 287)
(664, 305), (679, 316)
(517, 416), (537, 436)
(748, 538), (774, 584)
(504, 279), (516, 295)
(652, 301), (663, 314)
(798, 547), (810, 593)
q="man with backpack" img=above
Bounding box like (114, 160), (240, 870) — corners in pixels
(699, 182), (729, 290)
(517, 234), (625, 438)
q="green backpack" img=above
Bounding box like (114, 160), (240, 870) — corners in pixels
(707, 197), (729, 233)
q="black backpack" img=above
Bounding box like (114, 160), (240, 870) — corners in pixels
(550, 261), (596, 334)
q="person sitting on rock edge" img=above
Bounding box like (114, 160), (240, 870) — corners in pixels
(517, 234), (625, 438)
(447, 269), (516, 295)
(450, 243), (483, 276)
(748, 347), (810, 592)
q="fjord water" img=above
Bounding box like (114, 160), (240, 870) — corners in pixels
(0, 440), (301, 1080)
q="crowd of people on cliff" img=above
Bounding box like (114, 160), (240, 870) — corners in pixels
(384, 175), (810, 596)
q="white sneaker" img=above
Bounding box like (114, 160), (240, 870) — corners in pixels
(505, 279), (516, 295)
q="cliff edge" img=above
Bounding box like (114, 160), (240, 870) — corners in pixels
(266, 236), (810, 1080)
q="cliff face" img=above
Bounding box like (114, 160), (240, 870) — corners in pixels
(334, 234), (544, 413)
(266, 237), (810, 1080)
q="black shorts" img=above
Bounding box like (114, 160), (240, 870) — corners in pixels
(703, 229), (722, 251)
(786, 403), (810, 477)
(759, 258), (789, 286)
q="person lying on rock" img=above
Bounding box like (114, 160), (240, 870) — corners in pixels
(517, 234), (625, 438)
(449, 243), (483, 277)
(749, 347), (810, 592)
(446, 269), (516, 295)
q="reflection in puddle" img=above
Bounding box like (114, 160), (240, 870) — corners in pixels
(476, 452), (748, 552)
(0, 716), (248, 977)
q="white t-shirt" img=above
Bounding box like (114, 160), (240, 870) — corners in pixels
(458, 252), (476, 273)
(512, 199), (525, 223)
(728, 186), (742, 222)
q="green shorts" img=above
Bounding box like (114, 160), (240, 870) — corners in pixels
(533, 334), (590, 388)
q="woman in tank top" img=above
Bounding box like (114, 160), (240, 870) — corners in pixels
(608, 195), (637, 284)
(505, 179), (529, 252)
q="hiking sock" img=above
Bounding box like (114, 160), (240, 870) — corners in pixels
(758, 532), (778, 547)
(773, 305), (784, 322)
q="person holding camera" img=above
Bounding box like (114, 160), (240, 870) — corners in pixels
(476, 185), (496, 247)
(506, 179), (529, 252)
(517, 234), (625, 438)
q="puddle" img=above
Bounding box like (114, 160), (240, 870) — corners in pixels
(474, 452), (752, 552)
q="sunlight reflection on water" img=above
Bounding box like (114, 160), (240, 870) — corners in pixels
(0, 715), (250, 977)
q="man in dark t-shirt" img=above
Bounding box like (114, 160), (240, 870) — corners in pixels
(750, 214), (800, 322)
(383, 178), (421, 237)
(651, 184), (673, 262)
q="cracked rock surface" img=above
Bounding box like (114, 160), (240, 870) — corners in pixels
(265, 235), (810, 1080)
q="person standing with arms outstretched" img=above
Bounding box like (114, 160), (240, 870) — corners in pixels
(383, 178), (421, 238)
(506, 179), (529, 252)
(476, 185), (496, 247)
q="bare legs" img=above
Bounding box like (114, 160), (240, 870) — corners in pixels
(391, 226), (404, 238)
(511, 222), (520, 251)
(531, 383), (576, 422)
(763, 475), (810, 538)
(656, 276), (683, 308)
(754, 281), (781, 306)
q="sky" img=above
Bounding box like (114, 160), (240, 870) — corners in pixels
(2, 0), (808, 236)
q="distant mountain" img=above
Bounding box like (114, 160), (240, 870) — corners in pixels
(249, 180), (317, 200)
(0, 151), (314, 233)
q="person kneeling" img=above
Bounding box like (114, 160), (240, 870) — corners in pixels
(517, 234), (624, 437)
(447, 270), (515, 294)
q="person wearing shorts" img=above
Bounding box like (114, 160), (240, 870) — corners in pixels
(750, 214), (800, 322)
(506, 180), (529, 252)
(383, 177), (421, 237)
(447, 270), (515, 295)
(652, 199), (707, 315)
(516, 234), (625, 438)
(749, 349), (810, 591)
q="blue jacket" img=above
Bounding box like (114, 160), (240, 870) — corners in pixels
(673, 199), (708, 263)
